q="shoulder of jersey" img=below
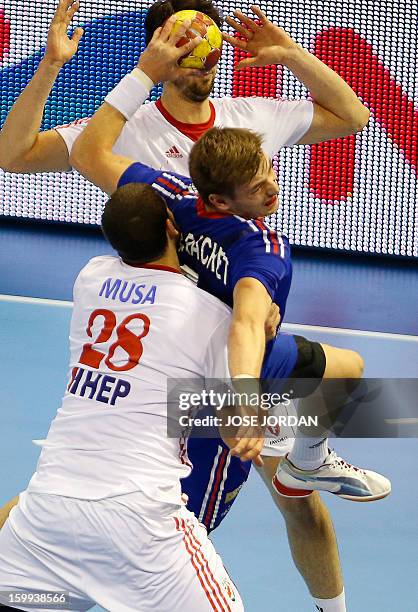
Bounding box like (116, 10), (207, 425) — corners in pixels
(232, 217), (288, 258)
(132, 100), (160, 118)
(74, 255), (117, 285)
(81, 255), (118, 273)
(149, 272), (231, 323)
(179, 277), (231, 317)
(87, 254), (117, 265)
(212, 95), (275, 111)
(193, 285), (232, 319)
(154, 171), (195, 199)
(231, 216), (272, 239)
(130, 97), (276, 121)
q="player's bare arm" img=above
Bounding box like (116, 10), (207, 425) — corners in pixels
(70, 101), (133, 194)
(71, 15), (202, 193)
(0, 0), (83, 173)
(217, 378), (265, 468)
(228, 277), (273, 378)
(223, 5), (370, 144)
(218, 278), (273, 465)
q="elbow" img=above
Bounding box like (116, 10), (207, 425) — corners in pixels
(0, 132), (39, 173)
(69, 141), (86, 174)
(0, 151), (24, 173)
(0, 160), (29, 174)
(229, 315), (264, 342)
(348, 105), (371, 134)
(70, 132), (94, 175)
(0, 160), (17, 173)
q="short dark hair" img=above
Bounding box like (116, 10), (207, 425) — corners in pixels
(145, 0), (223, 45)
(102, 183), (169, 264)
(189, 127), (265, 203)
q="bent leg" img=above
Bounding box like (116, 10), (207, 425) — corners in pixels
(170, 506), (244, 611)
(321, 344), (364, 379)
(0, 491), (244, 612)
(0, 496), (94, 611)
(295, 344), (364, 435)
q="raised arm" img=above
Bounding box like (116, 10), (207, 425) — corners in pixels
(223, 5), (370, 144)
(71, 15), (201, 194)
(0, 0), (83, 173)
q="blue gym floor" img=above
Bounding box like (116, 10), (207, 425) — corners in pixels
(0, 221), (417, 611)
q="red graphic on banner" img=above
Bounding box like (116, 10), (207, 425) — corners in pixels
(311, 27), (417, 201)
(232, 25), (282, 98)
(232, 48), (282, 98)
(232, 26), (417, 203)
(0, 9), (10, 62)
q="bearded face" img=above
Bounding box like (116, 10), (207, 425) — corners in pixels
(171, 67), (217, 102)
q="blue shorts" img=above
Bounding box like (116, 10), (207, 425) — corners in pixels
(182, 437), (251, 533)
(181, 333), (299, 532)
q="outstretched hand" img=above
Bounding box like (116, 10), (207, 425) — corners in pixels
(226, 434), (264, 467)
(137, 15), (203, 84)
(45, 0), (84, 66)
(220, 403), (264, 468)
(223, 4), (297, 70)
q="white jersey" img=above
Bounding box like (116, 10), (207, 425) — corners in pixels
(27, 256), (232, 505)
(56, 96), (313, 174)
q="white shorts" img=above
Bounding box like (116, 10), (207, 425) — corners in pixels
(0, 490), (243, 612)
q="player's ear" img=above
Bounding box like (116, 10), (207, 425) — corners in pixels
(208, 193), (230, 212)
(166, 217), (179, 241)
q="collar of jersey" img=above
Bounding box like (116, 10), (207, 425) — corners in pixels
(156, 99), (216, 140)
(122, 262), (182, 275)
(197, 197), (232, 219)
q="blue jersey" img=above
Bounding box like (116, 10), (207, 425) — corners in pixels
(118, 163), (293, 318)
(118, 162), (297, 532)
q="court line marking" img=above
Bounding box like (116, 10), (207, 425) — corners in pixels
(282, 323), (418, 343)
(385, 418), (418, 426)
(0, 294), (72, 309)
(1, 293), (417, 342)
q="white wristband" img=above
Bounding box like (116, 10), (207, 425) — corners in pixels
(104, 69), (153, 120)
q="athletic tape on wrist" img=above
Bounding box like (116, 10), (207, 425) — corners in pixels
(104, 71), (153, 120)
(131, 68), (155, 90)
(232, 375), (257, 379)
(231, 375), (261, 396)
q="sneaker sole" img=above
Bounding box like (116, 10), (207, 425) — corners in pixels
(272, 474), (313, 498)
(273, 475), (391, 502)
(337, 488), (391, 502)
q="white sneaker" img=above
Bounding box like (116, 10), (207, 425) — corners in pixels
(273, 450), (391, 501)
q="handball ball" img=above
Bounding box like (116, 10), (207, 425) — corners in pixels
(172, 10), (223, 70)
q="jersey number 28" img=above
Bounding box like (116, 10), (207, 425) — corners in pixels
(79, 308), (150, 372)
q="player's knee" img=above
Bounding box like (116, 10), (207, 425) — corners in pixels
(339, 348), (364, 378)
(347, 350), (364, 378)
(324, 346), (364, 378)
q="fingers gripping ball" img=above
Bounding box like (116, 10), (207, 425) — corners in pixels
(172, 10), (222, 70)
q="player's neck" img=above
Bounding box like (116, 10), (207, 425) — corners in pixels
(150, 242), (181, 272)
(124, 244), (181, 273)
(160, 87), (212, 124)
